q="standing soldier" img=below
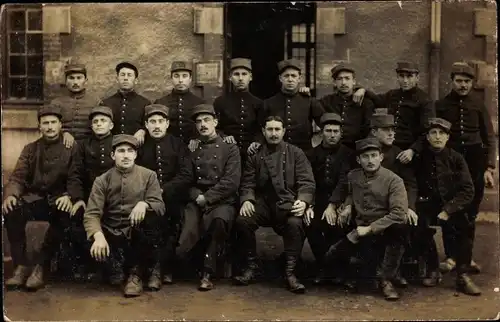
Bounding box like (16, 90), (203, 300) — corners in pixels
(213, 58), (263, 161)
(136, 104), (192, 288)
(100, 62), (151, 144)
(319, 64), (375, 150)
(3, 105), (83, 291)
(249, 59), (324, 153)
(305, 113), (353, 285)
(83, 135), (166, 298)
(177, 104), (241, 291)
(50, 63), (101, 148)
(434, 63), (496, 275)
(412, 118), (480, 295)
(234, 116), (315, 294)
(154, 61), (206, 147)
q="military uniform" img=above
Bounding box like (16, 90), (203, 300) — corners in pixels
(214, 58), (264, 159)
(4, 105), (83, 290)
(50, 63), (101, 141)
(319, 64), (375, 149)
(262, 59), (324, 152)
(154, 61), (206, 144)
(235, 140), (315, 293)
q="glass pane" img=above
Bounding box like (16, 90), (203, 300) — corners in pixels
(292, 29), (299, 43)
(27, 78), (43, 99)
(10, 55), (26, 75)
(299, 24), (306, 43)
(299, 48), (306, 59)
(310, 24), (315, 43)
(9, 11), (26, 31)
(292, 48), (301, 60)
(9, 33), (25, 53)
(28, 10), (42, 31)
(9, 78), (27, 99)
(27, 55), (43, 76)
(27, 34), (43, 54)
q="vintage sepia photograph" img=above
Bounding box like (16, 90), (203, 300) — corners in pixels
(1, 1), (499, 320)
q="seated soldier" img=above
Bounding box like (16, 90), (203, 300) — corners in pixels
(234, 116), (315, 294)
(83, 134), (165, 298)
(413, 118), (480, 296)
(177, 104), (241, 291)
(3, 105), (83, 291)
(326, 138), (409, 301)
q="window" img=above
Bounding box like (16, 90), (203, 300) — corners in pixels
(285, 23), (316, 92)
(4, 6), (44, 101)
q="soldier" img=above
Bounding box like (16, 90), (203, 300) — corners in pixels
(2, 105), (83, 290)
(177, 104), (241, 291)
(234, 115), (315, 294)
(50, 63), (101, 148)
(83, 134), (165, 297)
(154, 61), (206, 148)
(326, 138), (408, 301)
(136, 104), (192, 288)
(100, 62), (151, 144)
(319, 64), (375, 150)
(434, 63), (496, 275)
(213, 58), (264, 160)
(249, 59), (324, 154)
(304, 113), (353, 285)
(412, 118), (480, 295)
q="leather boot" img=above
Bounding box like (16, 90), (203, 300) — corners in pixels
(25, 264), (45, 291)
(285, 255), (305, 294)
(162, 272), (173, 284)
(312, 267), (326, 285)
(392, 272), (409, 288)
(468, 260), (481, 274)
(147, 263), (162, 291)
(107, 250), (125, 286)
(6, 265), (30, 289)
(456, 274), (481, 296)
(422, 271), (442, 287)
(233, 255), (258, 286)
(439, 257), (456, 274)
(198, 272), (214, 291)
(380, 280), (400, 301)
(124, 268), (143, 297)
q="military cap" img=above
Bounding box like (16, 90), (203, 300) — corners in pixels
(320, 113), (343, 127)
(355, 137), (381, 154)
(370, 113), (395, 128)
(116, 61), (139, 77)
(171, 61), (193, 73)
(145, 104), (169, 119)
(191, 104), (216, 120)
(427, 117), (452, 133)
(89, 106), (113, 120)
(38, 104), (63, 120)
(64, 63), (87, 76)
(112, 134), (139, 150)
(277, 59), (302, 74)
(395, 61), (419, 73)
(331, 64), (355, 79)
(450, 62), (475, 79)
(230, 58), (252, 72)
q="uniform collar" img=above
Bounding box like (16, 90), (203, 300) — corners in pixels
(447, 90), (469, 101)
(41, 134), (63, 145)
(264, 140), (286, 154)
(321, 142), (341, 152)
(68, 89), (86, 99)
(115, 164), (136, 175)
(117, 89), (137, 98)
(200, 134), (221, 144)
(172, 89), (191, 96)
(397, 86), (418, 97)
(92, 132), (112, 141)
(280, 90), (299, 98)
(363, 166), (382, 179)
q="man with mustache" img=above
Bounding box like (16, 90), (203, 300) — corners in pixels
(3, 105), (83, 291)
(326, 138), (408, 301)
(154, 61), (206, 149)
(412, 118), (480, 296)
(50, 63), (101, 148)
(177, 104), (241, 291)
(304, 113), (354, 286)
(100, 62), (151, 145)
(136, 104), (192, 288)
(318, 64), (375, 150)
(233, 116), (315, 294)
(83, 134), (165, 297)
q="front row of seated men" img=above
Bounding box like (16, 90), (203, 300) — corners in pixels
(3, 102), (481, 300)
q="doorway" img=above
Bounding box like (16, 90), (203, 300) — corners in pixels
(225, 3), (316, 99)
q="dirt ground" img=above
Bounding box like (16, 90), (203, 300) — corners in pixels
(3, 222), (500, 321)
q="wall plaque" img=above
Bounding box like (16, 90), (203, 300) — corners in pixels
(195, 61), (222, 87)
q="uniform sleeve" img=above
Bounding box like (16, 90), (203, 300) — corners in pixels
(363, 89), (386, 109)
(295, 148), (316, 205)
(397, 161), (418, 211)
(361, 98), (375, 138)
(144, 172), (166, 216)
(369, 176), (408, 234)
(67, 144), (85, 202)
(419, 98), (435, 133)
(442, 154), (475, 215)
(329, 152), (353, 205)
(83, 177), (106, 239)
(213, 97), (226, 137)
(310, 98), (325, 128)
(204, 144), (241, 205)
(240, 154), (257, 205)
(478, 104), (497, 169)
(3, 144), (33, 199)
(162, 143), (194, 202)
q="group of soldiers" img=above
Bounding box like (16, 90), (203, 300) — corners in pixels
(2, 57), (496, 301)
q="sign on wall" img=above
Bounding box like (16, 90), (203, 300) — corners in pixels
(45, 61), (65, 85)
(194, 61), (223, 87)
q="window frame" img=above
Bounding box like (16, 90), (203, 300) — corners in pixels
(285, 22), (316, 95)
